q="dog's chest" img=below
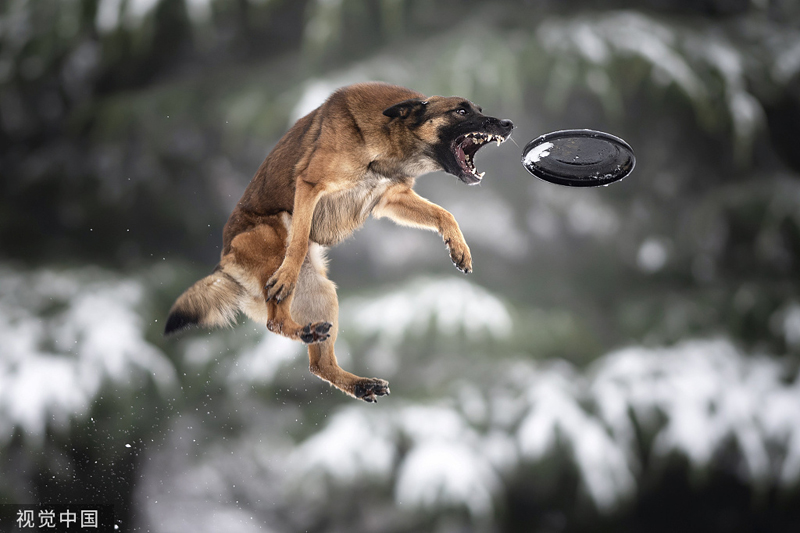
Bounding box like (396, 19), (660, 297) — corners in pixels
(310, 173), (392, 245)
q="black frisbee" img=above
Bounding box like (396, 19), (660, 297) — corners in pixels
(522, 129), (635, 187)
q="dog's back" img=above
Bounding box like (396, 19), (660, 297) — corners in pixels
(221, 83), (424, 253)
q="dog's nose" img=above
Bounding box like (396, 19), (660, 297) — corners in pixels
(499, 119), (514, 130)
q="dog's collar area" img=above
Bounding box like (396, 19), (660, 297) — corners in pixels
(453, 132), (507, 181)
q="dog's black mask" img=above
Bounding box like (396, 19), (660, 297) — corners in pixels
(383, 97), (514, 184)
(434, 101), (514, 184)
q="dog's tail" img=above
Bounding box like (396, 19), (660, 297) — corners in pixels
(164, 267), (245, 336)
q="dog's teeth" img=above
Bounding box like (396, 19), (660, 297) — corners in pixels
(496, 137), (502, 146)
(478, 171), (485, 179)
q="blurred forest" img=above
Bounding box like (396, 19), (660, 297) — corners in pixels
(3, 0), (800, 531)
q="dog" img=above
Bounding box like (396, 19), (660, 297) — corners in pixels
(165, 82), (514, 402)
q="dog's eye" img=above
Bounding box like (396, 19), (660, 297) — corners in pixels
(455, 108), (468, 116)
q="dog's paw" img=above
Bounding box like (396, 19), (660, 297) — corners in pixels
(353, 378), (390, 403)
(299, 321), (333, 344)
(445, 238), (472, 274)
(265, 267), (297, 302)
(266, 318), (283, 335)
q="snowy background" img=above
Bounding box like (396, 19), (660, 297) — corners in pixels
(3, 0), (800, 531)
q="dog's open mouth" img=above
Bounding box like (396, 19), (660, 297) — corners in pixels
(453, 132), (507, 182)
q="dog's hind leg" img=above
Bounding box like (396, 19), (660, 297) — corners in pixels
(292, 244), (390, 402)
(223, 216), (330, 343)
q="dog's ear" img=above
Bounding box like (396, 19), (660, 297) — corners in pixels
(383, 98), (428, 119)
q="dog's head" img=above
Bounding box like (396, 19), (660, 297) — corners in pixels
(383, 96), (514, 184)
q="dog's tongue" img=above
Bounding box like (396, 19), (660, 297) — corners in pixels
(455, 141), (469, 172)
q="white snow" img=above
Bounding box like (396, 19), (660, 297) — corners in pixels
(227, 333), (303, 384)
(96, 0), (159, 32)
(779, 303), (800, 348)
(185, 0), (212, 23)
(0, 266), (176, 445)
(591, 339), (800, 485)
(536, 11), (766, 156)
(516, 361), (635, 509)
(772, 40), (800, 83)
(343, 277), (512, 344)
(123, 0), (159, 27)
(290, 408), (395, 485)
(95, 0), (122, 33)
(524, 141), (554, 165)
(134, 329), (800, 524)
(395, 440), (498, 517)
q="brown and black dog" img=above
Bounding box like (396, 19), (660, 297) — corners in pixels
(165, 82), (513, 402)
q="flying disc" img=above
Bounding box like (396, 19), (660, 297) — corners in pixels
(522, 129), (635, 187)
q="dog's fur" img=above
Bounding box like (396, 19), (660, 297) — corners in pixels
(165, 82), (513, 402)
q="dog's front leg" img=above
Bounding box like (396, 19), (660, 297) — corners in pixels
(373, 186), (472, 274)
(266, 178), (326, 302)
